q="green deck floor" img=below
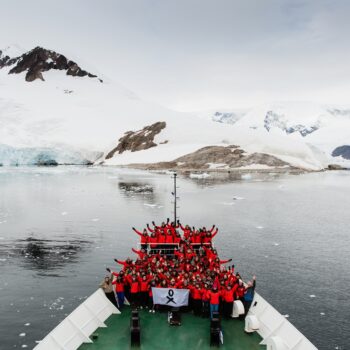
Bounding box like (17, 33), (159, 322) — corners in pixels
(79, 307), (263, 350)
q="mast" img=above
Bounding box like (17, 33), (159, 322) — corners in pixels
(172, 172), (178, 223)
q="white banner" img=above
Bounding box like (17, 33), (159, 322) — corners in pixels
(152, 288), (189, 307)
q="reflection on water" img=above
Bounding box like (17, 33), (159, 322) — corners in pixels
(0, 237), (92, 274)
(118, 182), (154, 194)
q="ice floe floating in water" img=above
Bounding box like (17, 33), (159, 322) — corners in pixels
(19, 333), (26, 337)
(61, 212), (68, 216)
(273, 242), (280, 246)
(309, 294), (316, 298)
(189, 173), (210, 179)
(22, 345), (28, 348)
(24, 323), (30, 326)
(320, 312), (325, 316)
(283, 314), (289, 318)
(241, 174), (252, 180)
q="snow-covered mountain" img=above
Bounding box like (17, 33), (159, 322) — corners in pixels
(0, 46), (349, 170)
(197, 110), (246, 125)
(209, 102), (350, 168)
(0, 46), (237, 166)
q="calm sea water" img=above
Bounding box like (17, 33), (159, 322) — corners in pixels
(0, 167), (349, 350)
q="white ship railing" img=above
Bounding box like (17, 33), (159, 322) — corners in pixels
(33, 289), (119, 350)
(33, 288), (318, 350)
(248, 292), (318, 350)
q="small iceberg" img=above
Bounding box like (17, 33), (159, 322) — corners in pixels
(241, 174), (252, 180)
(189, 172), (210, 179)
(144, 203), (157, 208)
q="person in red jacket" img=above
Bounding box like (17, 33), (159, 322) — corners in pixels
(139, 275), (151, 308)
(148, 280), (157, 313)
(201, 283), (210, 317)
(132, 227), (149, 250)
(202, 226), (218, 245)
(148, 232), (158, 254)
(207, 286), (221, 319)
(190, 284), (202, 316)
(114, 258), (133, 270)
(179, 222), (192, 240)
(221, 284), (236, 319)
(129, 275), (140, 309)
(132, 247), (147, 260)
(235, 279), (245, 301)
(112, 275), (125, 309)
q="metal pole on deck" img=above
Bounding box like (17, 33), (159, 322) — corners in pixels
(173, 173), (177, 223)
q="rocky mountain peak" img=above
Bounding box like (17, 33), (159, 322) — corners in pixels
(0, 46), (102, 82)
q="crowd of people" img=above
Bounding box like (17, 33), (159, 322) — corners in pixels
(100, 218), (256, 319)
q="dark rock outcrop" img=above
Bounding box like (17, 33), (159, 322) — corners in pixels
(332, 145), (350, 160)
(105, 122), (166, 159)
(328, 164), (346, 170)
(0, 46), (101, 82)
(174, 146), (289, 169)
(36, 159), (58, 166)
(125, 145), (293, 171)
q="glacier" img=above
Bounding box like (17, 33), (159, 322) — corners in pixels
(0, 144), (101, 166)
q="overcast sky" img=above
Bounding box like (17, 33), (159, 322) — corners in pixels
(0, 0), (349, 111)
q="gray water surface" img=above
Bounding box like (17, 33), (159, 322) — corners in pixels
(0, 167), (349, 350)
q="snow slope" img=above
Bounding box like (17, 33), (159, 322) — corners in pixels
(0, 46), (348, 170)
(0, 47), (236, 165)
(220, 102), (350, 169)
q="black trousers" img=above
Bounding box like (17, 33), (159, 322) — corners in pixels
(130, 292), (139, 308)
(223, 301), (233, 319)
(243, 300), (252, 316)
(105, 292), (118, 308)
(193, 299), (202, 316)
(140, 292), (148, 307)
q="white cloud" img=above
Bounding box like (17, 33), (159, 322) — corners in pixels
(0, 0), (349, 111)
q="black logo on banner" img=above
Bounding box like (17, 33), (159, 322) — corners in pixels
(166, 289), (176, 304)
